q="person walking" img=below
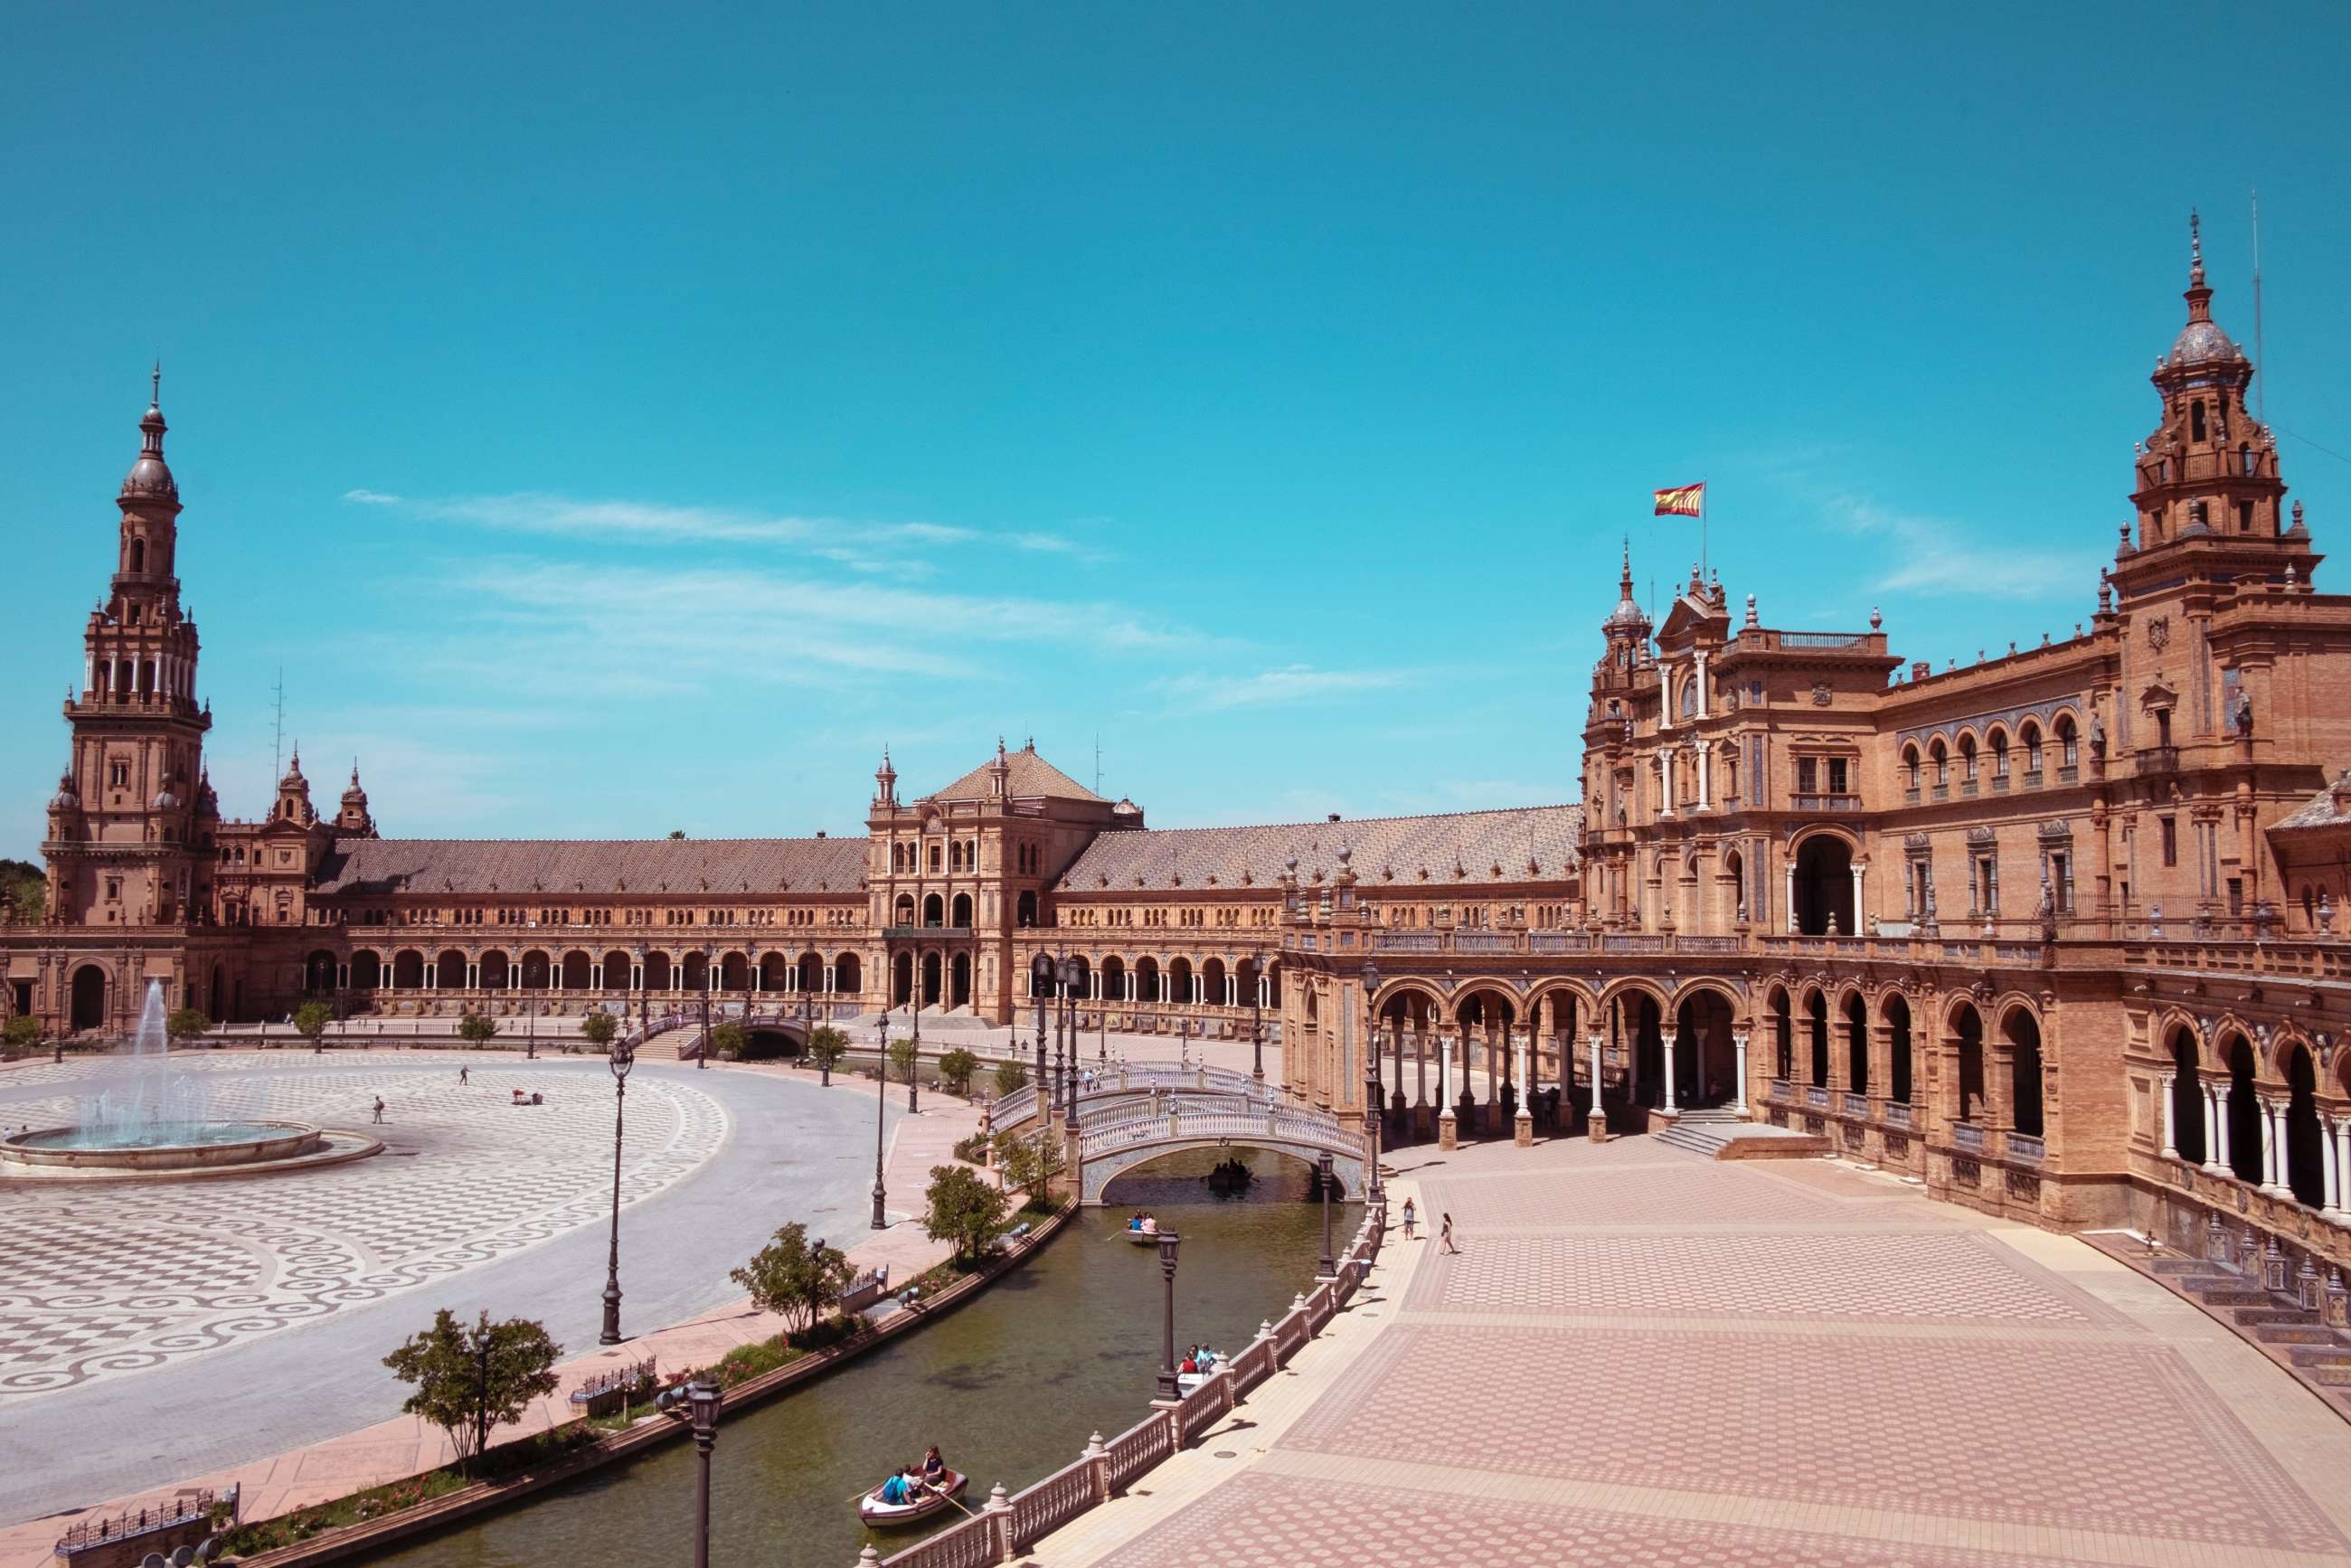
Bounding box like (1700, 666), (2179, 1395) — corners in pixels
(458, 1064), (469, 1086)
(1401, 1196), (1417, 1241)
(371, 1096), (386, 1124)
(1439, 1212), (1458, 1255)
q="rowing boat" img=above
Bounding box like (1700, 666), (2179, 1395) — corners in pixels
(858, 1469), (968, 1526)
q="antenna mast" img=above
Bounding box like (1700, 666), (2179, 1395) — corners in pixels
(1093, 732), (1102, 797)
(2252, 189), (2265, 421)
(271, 665), (286, 780)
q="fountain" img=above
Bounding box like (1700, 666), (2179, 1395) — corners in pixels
(1, 981), (332, 1176)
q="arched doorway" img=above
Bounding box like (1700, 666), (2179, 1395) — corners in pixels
(1807, 990), (1829, 1088)
(1016, 891), (1037, 927)
(2225, 1035), (2263, 1185)
(950, 893), (973, 928)
(922, 894), (944, 928)
(1793, 835), (1855, 935)
(2168, 1027), (2206, 1163)
(1676, 988), (1737, 1106)
(351, 951), (382, 989)
(835, 954), (861, 996)
(1884, 994), (1912, 1105)
(950, 952), (971, 1008)
(1770, 987), (1792, 1081)
(70, 965), (107, 1032)
(1101, 957), (1127, 1002)
(892, 951), (914, 1007)
(1952, 1004), (1985, 1124)
(1844, 992), (1869, 1097)
(2005, 1010), (2044, 1137)
(2286, 1044), (2325, 1207)
(306, 949), (337, 993)
(921, 951), (942, 1008)
(1626, 991), (1665, 1108)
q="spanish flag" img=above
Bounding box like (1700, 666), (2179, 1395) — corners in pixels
(1653, 482), (1705, 517)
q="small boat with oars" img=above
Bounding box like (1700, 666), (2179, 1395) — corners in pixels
(1124, 1213), (1161, 1245)
(857, 1469), (968, 1527)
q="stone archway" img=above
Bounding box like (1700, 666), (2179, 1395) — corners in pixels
(1793, 834), (1855, 936)
(70, 964), (107, 1033)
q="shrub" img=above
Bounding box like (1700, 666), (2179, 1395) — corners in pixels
(382, 1309), (562, 1477)
(165, 1006), (211, 1045)
(728, 1222), (854, 1335)
(993, 1060), (1031, 1097)
(922, 1164), (1009, 1265)
(457, 1013), (499, 1048)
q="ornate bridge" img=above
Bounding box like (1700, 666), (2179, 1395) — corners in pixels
(994, 1061), (1368, 1205)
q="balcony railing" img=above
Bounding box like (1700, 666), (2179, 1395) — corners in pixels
(1791, 794), (1863, 811)
(1842, 1091), (1870, 1118)
(2136, 746), (2179, 775)
(1885, 1101), (1912, 1129)
(1806, 1085), (1830, 1109)
(1951, 1121), (1986, 1153)
(2021, 770), (2044, 789)
(1779, 630), (1871, 649)
(1769, 1079), (1791, 1102)
(2007, 1131), (2045, 1164)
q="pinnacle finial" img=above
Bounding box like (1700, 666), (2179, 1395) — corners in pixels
(150, 361), (161, 408)
(2189, 208), (2204, 286)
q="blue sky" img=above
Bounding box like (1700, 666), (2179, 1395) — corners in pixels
(6, 3), (2350, 852)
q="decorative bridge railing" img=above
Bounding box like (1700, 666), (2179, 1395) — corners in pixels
(876, 1204), (1385, 1568)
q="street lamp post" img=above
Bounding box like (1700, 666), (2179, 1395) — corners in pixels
(1317, 1147), (1335, 1279)
(600, 949), (643, 1346)
(1248, 949), (1265, 1083)
(525, 993), (536, 1061)
(908, 993), (921, 1113)
(1154, 1230), (1183, 1402)
(687, 1376), (721, 1568)
(871, 1011), (890, 1229)
(697, 943), (714, 1070)
(1034, 975), (1048, 1106)
(1362, 960), (1383, 1203)
(800, 987), (815, 1076)
(1058, 955), (1080, 1124)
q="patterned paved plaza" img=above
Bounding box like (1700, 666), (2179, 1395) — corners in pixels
(0, 1054), (727, 1402)
(1056, 1136), (2351, 1567)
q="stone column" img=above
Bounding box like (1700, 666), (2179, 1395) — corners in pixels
(2158, 1070), (2177, 1159)
(1515, 1028), (1534, 1147)
(1732, 1032), (1749, 1112)
(1588, 1034), (1608, 1141)
(591, 961), (603, 990)
(2330, 1116), (2351, 1219)
(1785, 862), (1798, 934)
(2211, 1084), (2230, 1173)
(1438, 1033), (1457, 1150)
(1695, 648), (1710, 718)
(1850, 863), (1865, 932)
(1660, 751), (1676, 817)
(2261, 1096), (2284, 1193)
(1662, 1024), (1678, 1112)
(1696, 744), (1712, 812)
(2322, 1112), (2344, 1216)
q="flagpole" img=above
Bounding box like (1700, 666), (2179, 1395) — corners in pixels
(1701, 487), (1708, 581)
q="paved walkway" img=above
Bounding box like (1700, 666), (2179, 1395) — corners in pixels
(0, 1054), (980, 1566)
(1034, 1133), (2351, 1567)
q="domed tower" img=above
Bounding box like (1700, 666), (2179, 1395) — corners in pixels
(335, 762), (378, 837)
(2118, 213), (2310, 581)
(47, 373), (212, 928)
(274, 750), (316, 827)
(873, 748), (898, 808)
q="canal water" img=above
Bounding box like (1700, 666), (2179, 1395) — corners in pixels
(371, 1149), (1355, 1568)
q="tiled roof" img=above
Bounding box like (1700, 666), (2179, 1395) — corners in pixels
(1059, 805), (1581, 893)
(922, 743), (1104, 805)
(2271, 771), (2351, 832)
(313, 836), (869, 897)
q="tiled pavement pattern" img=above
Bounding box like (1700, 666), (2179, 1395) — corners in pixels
(1068, 1138), (2351, 1567)
(0, 1057), (725, 1400)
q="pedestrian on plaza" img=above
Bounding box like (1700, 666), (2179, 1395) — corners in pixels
(371, 1096), (385, 1124)
(1439, 1212), (1458, 1255)
(1401, 1197), (1417, 1240)
(459, 1064), (469, 1086)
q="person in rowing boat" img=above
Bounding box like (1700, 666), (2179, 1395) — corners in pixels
(1179, 1345), (1199, 1374)
(1128, 1212), (1144, 1232)
(880, 1470), (918, 1507)
(921, 1446), (947, 1487)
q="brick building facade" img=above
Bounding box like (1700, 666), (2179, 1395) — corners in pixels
(11, 231), (2351, 1266)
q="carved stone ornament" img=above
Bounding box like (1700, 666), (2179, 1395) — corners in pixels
(2036, 818), (2073, 842)
(1810, 682), (1833, 707)
(2147, 616), (2170, 651)
(1967, 825), (1997, 845)
(1903, 831), (1931, 851)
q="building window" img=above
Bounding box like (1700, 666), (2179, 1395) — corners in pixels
(1827, 758), (1850, 795)
(2227, 877), (2244, 915)
(1797, 758), (1818, 794)
(2160, 816), (2178, 866)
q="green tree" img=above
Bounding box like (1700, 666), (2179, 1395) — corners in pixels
(1030, 1130), (1069, 1192)
(938, 1047), (979, 1096)
(888, 1036), (919, 1086)
(579, 1010), (619, 1053)
(382, 1308), (562, 1477)
(708, 1020), (746, 1062)
(922, 1163), (1009, 1265)
(457, 1012), (500, 1049)
(728, 1222), (854, 1335)
(667, 829), (687, 840)
(292, 1000), (335, 1052)
(0, 857), (44, 923)
(165, 1006), (211, 1046)
(992, 1128), (1040, 1194)
(3, 1015), (43, 1060)
(992, 1060), (1031, 1098)
(807, 1024), (846, 1083)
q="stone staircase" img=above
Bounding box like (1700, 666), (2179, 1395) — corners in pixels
(1653, 1107), (1829, 1160)
(2110, 1240), (2351, 1415)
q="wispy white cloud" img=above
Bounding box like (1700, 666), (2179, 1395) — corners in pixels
(1829, 496), (2099, 600)
(342, 489), (1102, 564)
(1155, 664), (1420, 713)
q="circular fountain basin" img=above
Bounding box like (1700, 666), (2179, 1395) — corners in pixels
(1, 1119), (325, 1172)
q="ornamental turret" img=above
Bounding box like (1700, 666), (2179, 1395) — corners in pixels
(335, 761), (378, 836)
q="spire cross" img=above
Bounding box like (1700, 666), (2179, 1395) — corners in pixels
(151, 362), (161, 406)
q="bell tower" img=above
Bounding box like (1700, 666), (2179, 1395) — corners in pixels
(48, 372), (213, 928)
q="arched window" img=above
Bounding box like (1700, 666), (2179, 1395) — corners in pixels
(1885, 995), (1912, 1104)
(2190, 399), (2207, 442)
(2056, 716), (2079, 770)
(2226, 1037), (2263, 1185)
(2169, 1028), (2206, 1165)
(129, 538), (146, 572)
(1807, 991), (1828, 1088)
(2005, 1011), (2044, 1138)
(1771, 988), (1792, 1081)
(1903, 746), (1921, 789)
(2287, 1045), (2326, 1207)
(1929, 739), (1948, 785)
(2020, 721), (2043, 776)
(1959, 734), (1978, 782)
(1954, 1006), (1986, 1123)
(1015, 891), (1037, 928)
(1987, 729), (2008, 778)
(1845, 993), (1869, 1095)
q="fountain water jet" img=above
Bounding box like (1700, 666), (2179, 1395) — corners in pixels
(2, 980), (332, 1175)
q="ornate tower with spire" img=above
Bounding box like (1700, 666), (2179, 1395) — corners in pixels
(46, 373), (213, 930)
(335, 762), (377, 836)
